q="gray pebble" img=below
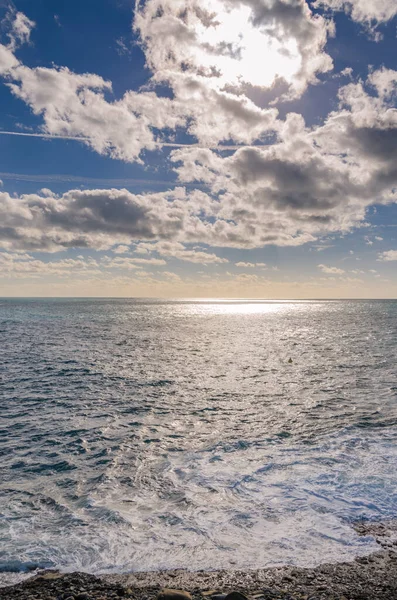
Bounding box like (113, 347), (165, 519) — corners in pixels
(158, 589), (192, 600)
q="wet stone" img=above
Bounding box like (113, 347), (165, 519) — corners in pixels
(158, 589), (192, 600)
(225, 592), (249, 600)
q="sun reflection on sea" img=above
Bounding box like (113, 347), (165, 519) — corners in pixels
(178, 300), (313, 316)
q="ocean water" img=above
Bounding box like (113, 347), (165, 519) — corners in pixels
(1, 299), (397, 585)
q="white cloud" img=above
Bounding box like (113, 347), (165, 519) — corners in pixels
(378, 250), (397, 262)
(0, 252), (170, 279)
(135, 0), (334, 101)
(6, 10), (35, 50)
(112, 245), (130, 254)
(0, 3), (335, 163)
(235, 261), (267, 268)
(318, 264), (345, 274)
(0, 43), (19, 74)
(0, 252), (102, 278)
(2, 67), (397, 255)
(0, 187), (249, 253)
(149, 241), (229, 264)
(5, 63), (187, 162)
(1, 13), (397, 260)
(314, 0), (397, 27)
(171, 68), (397, 247)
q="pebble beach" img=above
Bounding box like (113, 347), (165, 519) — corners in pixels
(2, 522), (397, 600)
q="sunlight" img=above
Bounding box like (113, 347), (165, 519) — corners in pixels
(181, 301), (293, 316)
(192, 1), (302, 89)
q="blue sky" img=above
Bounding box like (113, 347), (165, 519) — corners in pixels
(0, 0), (396, 297)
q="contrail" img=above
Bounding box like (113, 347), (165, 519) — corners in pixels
(0, 171), (207, 187)
(0, 130), (91, 142)
(0, 129), (256, 151)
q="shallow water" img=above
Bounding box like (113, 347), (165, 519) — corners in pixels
(1, 299), (397, 584)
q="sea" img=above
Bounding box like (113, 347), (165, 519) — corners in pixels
(1, 298), (397, 586)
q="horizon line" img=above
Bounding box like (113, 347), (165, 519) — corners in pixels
(1, 296), (396, 301)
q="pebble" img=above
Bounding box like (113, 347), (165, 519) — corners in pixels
(158, 589), (192, 600)
(224, 592), (248, 600)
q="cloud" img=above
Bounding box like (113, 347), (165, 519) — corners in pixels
(2, 68), (397, 255)
(378, 250), (397, 261)
(0, 2), (335, 163)
(0, 186), (247, 252)
(235, 261), (267, 268)
(314, 0), (397, 27)
(146, 241), (229, 264)
(1, 13), (397, 259)
(318, 264), (345, 274)
(135, 0), (334, 101)
(0, 252), (102, 278)
(112, 245), (130, 254)
(4, 62), (188, 162)
(170, 68), (397, 246)
(5, 10), (35, 50)
(102, 256), (166, 269)
(0, 251), (168, 279)
(0, 187), (202, 251)
(0, 43), (19, 74)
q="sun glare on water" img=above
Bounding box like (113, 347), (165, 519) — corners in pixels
(193, 1), (302, 88)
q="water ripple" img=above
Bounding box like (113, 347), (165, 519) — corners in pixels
(1, 299), (397, 582)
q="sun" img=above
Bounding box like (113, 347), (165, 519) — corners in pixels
(190, 0), (302, 89)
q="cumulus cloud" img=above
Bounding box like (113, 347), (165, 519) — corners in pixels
(4, 62), (187, 162)
(0, 2), (336, 163)
(378, 250), (397, 261)
(1, 12), (397, 261)
(135, 0), (334, 101)
(0, 187), (204, 251)
(2, 68), (397, 255)
(170, 68), (397, 246)
(0, 43), (19, 74)
(318, 264), (345, 274)
(314, 0), (397, 26)
(0, 186), (254, 252)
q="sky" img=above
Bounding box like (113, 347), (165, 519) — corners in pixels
(0, 0), (396, 298)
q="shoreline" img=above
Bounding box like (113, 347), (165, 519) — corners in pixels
(2, 523), (397, 600)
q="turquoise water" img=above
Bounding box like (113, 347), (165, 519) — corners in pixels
(1, 299), (397, 583)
